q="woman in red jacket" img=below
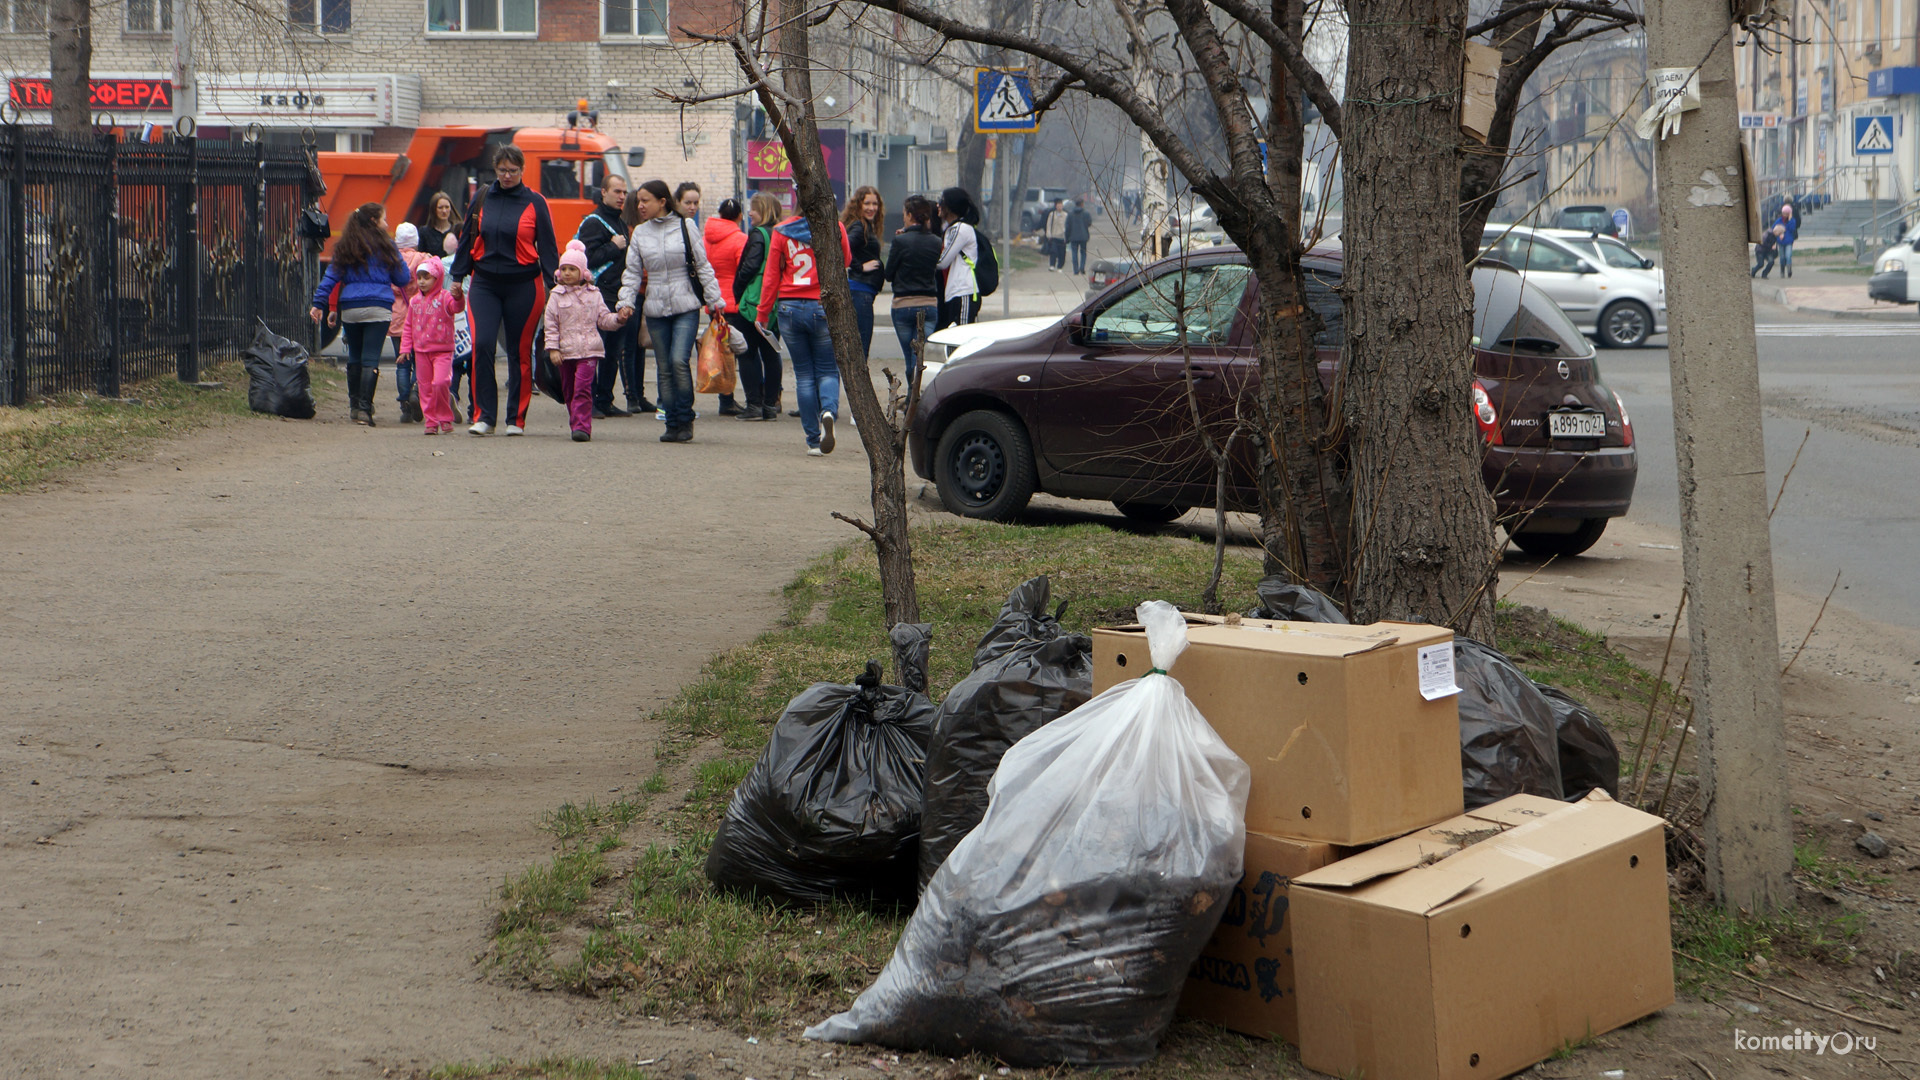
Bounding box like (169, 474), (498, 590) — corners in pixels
(703, 198), (748, 416)
(755, 212), (851, 455)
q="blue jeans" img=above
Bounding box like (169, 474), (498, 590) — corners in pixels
(850, 284), (877, 359)
(1778, 242), (1793, 275)
(390, 335), (415, 403)
(647, 308), (700, 429)
(778, 299), (839, 447)
(891, 304), (937, 381)
(594, 319), (643, 410)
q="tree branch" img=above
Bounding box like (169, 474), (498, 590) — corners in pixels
(1203, 0), (1344, 138)
(1466, 0), (1639, 39)
(830, 511), (884, 542)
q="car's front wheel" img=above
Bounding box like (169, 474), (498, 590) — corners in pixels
(1596, 300), (1652, 349)
(1509, 517), (1609, 557)
(934, 409), (1037, 521)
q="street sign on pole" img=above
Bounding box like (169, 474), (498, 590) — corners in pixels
(1854, 115), (1895, 155)
(974, 68), (1038, 133)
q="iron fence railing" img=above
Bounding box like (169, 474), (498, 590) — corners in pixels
(0, 127), (319, 406)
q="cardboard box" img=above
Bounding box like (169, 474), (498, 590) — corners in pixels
(1178, 830), (1351, 1044)
(1092, 616), (1464, 845)
(1292, 793), (1674, 1080)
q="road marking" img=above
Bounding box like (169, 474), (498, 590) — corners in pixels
(1755, 323), (1919, 337)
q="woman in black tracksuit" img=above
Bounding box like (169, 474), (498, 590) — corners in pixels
(449, 144), (559, 436)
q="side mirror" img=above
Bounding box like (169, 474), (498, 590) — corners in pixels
(626, 147), (646, 168)
(1575, 260), (1598, 274)
(1640, 257), (1655, 270)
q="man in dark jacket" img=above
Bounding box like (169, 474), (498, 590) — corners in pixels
(1065, 199), (1093, 275)
(577, 175), (648, 416)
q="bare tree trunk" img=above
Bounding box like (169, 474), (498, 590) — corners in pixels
(1343, 0), (1495, 636)
(768, 0), (922, 629)
(956, 128), (989, 198)
(48, 0), (93, 135)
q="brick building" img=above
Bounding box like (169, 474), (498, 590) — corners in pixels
(0, 0), (970, 214)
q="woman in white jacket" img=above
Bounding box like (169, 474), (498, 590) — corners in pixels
(936, 186), (981, 329)
(617, 178), (724, 443)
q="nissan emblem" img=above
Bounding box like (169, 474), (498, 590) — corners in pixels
(1557, 360), (1571, 379)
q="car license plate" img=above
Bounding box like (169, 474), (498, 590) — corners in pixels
(1547, 410), (1607, 438)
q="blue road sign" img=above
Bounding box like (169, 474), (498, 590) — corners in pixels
(975, 68), (1038, 133)
(1854, 115), (1895, 155)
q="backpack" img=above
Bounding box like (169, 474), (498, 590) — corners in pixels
(972, 227), (1000, 297)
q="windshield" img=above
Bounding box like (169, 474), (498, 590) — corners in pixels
(1558, 209), (1611, 230)
(1472, 264), (1595, 357)
(603, 149), (629, 184)
(1591, 238), (1650, 270)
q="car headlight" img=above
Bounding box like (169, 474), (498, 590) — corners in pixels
(1883, 258), (1906, 272)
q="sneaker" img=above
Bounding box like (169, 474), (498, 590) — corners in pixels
(818, 412), (836, 455)
(571, 430), (590, 442)
(424, 426), (438, 436)
(807, 446), (825, 457)
(504, 425), (524, 436)
(656, 409), (667, 420)
(439, 422), (455, 435)
(468, 420), (493, 436)
(602, 403), (631, 418)
(591, 407), (608, 420)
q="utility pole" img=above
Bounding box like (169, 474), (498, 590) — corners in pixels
(1644, 1), (1794, 912)
(170, 0), (196, 131)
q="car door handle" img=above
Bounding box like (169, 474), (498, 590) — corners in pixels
(1170, 368), (1218, 380)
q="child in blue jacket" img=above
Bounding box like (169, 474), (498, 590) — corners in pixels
(312, 202), (414, 426)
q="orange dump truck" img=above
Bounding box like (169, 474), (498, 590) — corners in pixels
(314, 123), (634, 260)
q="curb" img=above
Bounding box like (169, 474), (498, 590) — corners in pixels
(1751, 283), (1918, 322)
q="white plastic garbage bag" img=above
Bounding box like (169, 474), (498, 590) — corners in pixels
(805, 601), (1249, 1066)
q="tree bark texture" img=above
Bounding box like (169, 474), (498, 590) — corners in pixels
(774, 0), (921, 629)
(1342, 0), (1496, 636)
(49, 0), (93, 135)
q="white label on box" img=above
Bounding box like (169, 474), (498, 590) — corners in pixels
(1417, 643), (1460, 700)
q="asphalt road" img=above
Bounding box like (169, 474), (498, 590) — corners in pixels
(1600, 312), (1920, 631)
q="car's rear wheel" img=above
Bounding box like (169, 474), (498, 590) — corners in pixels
(934, 409), (1037, 521)
(1596, 300), (1652, 349)
(1509, 517), (1610, 557)
(1113, 499), (1189, 524)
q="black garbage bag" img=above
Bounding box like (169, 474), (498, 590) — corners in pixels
(704, 660), (936, 907)
(889, 622), (932, 695)
(808, 602), (1249, 1066)
(532, 326), (565, 403)
(918, 576), (1093, 891)
(242, 320), (316, 419)
(1455, 637), (1564, 808)
(1248, 576), (1348, 623)
(1535, 682), (1621, 800)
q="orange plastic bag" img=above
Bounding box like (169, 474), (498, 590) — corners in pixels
(695, 318), (736, 395)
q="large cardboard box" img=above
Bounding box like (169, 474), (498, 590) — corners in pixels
(1178, 831), (1350, 1044)
(1092, 616), (1463, 845)
(1292, 793), (1674, 1080)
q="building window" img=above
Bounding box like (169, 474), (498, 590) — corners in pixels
(427, 0), (536, 33)
(126, 0), (172, 33)
(289, 0), (350, 33)
(3, 0), (43, 32)
(603, 0), (666, 36)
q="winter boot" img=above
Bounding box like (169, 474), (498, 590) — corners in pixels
(346, 362), (366, 424)
(360, 368), (381, 428)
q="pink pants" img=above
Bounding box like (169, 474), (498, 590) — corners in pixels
(416, 350), (454, 429)
(558, 357), (599, 434)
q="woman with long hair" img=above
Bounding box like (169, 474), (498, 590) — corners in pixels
(311, 201), (413, 425)
(840, 185), (885, 358)
(421, 190), (463, 258)
(617, 179), (724, 443)
(703, 197), (749, 417)
(449, 145), (560, 436)
(731, 192), (785, 420)
(936, 187), (982, 329)
(884, 194), (942, 377)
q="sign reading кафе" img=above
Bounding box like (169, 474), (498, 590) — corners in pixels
(8, 77), (173, 112)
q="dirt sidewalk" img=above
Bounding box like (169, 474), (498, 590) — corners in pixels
(0, 392), (875, 1077)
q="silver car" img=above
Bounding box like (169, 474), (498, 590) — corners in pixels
(1481, 224), (1667, 348)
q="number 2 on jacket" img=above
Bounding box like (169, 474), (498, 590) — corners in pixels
(786, 240), (815, 286)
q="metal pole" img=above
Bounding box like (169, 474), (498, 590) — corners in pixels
(8, 127), (26, 406)
(178, 134), (200, 383)
(103, 133), (120, 398)
(1645, 0), (1794, 912)
(170, 0), (196, 130)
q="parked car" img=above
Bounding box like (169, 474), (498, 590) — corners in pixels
(1551, 205), (1620, 236)
(1480, 224), (1666, 348)
(1018, 187), (1071, 233)
(1867, 222), (1920, 308)
(1084, 256), (1141, 300)
(911, 246), (1637, 557)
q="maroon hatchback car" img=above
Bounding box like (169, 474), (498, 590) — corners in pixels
(908, 246), (1637, 556)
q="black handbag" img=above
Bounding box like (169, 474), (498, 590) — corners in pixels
(297, 207), (330, 241)
(680, 216), (709, 307)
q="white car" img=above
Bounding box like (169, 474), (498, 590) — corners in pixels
(1480, 224), (1667, 348)
(1868, 223), (1920, 307)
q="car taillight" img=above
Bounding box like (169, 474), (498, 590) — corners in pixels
(1613, 390), (1633, 446)
(1472, 380), (1502, 445)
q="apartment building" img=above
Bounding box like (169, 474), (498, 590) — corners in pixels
(0, 0), (967, 212)
(1526, 31), (1656, 236)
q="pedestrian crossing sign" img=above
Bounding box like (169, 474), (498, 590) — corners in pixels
(1854, 115), (1895, 155)
(975, 68), (1038, 133)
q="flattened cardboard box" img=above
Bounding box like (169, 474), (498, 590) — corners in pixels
(1292, 792), (1674, 1080)
(1093, 615), (1463, 845)
(1178, 831), (1350, 1044)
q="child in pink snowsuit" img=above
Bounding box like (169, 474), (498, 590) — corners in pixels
(543, 239), (625, 442)
(401, 257), (460, 434)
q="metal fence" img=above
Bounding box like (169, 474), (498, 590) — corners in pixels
(0, 128), (319, 406)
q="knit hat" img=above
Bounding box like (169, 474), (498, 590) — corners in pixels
(559, 238), (590, 276)
(395, 222), (419, 250)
